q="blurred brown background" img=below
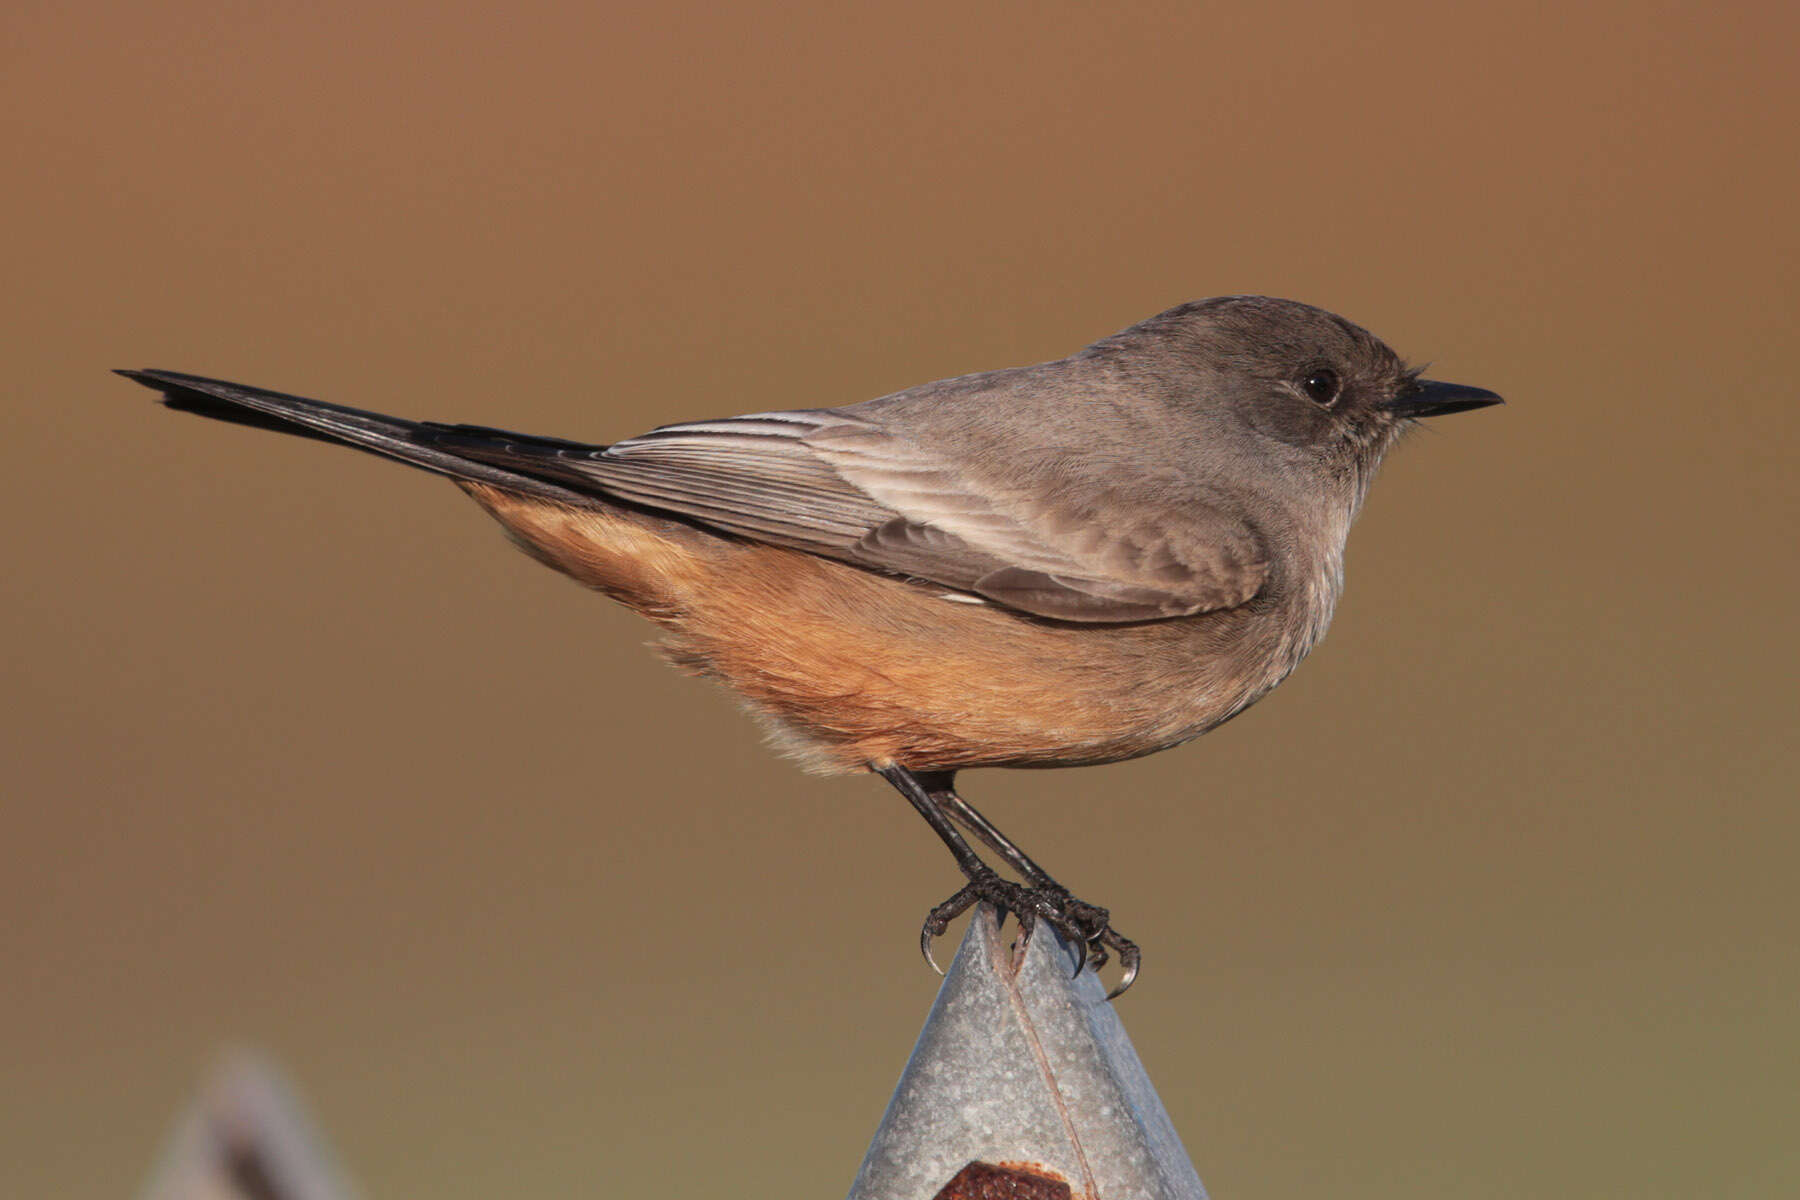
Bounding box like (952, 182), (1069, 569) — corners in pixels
(5, 1), (1796, 1197)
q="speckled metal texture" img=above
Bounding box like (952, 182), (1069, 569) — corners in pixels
(849, 905), (1207, 1200)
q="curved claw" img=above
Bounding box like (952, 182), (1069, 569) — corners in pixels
(1030, 894), (1112, 981)
(917, 879), (982, 980)
(1104, 956), (1140, 1001)
(1102, 933), (1142, 1000)
(919, 921), (946, 977)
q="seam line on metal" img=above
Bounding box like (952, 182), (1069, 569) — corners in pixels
(991, 912), (1101, 1199)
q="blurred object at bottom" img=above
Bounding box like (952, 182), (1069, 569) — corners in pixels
(133, 907), (1203, 1200)
(137, 1051), (356, 1200)
(851, 904), (1207, 1200)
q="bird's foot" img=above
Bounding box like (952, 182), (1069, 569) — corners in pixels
(918, 867), (1141, 999)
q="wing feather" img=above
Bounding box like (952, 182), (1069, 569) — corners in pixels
(435, 409), (1269, 623)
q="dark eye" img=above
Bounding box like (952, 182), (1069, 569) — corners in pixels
(1302, 369), (1342, 407)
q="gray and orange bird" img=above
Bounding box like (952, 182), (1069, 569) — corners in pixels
(122, 295), (1501, 995)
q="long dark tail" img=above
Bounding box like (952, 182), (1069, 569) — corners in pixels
(119, 369), (608, 509)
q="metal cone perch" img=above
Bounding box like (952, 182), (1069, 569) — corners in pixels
(849, 904), (1208, 1200)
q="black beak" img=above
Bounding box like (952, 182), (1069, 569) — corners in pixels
(1384, 379), (1504, 419)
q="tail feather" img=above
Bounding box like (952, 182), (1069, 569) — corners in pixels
(119, 369), (606, 509)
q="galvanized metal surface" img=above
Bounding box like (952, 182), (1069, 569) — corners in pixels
(849, 904), (1207, 1200)
(138, 1051), (356, 1200)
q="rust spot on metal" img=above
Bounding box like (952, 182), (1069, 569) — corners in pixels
(932, 1160), (1073, 1200)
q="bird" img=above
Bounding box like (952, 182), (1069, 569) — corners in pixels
(121, 295), (1501, 997)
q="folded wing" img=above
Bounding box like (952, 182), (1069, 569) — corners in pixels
(430, 409), (1269, 623)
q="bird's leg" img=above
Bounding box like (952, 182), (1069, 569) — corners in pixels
(932, 775), (1140, 998)
(874, 764), (1023, 972)
(875, 765), (1140, 998)
(928, 778), (1056, 886)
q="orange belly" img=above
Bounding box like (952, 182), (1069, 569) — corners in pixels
(461, 483), (1283, 774)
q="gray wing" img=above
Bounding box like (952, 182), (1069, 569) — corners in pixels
(432, 410), (1269, 623)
